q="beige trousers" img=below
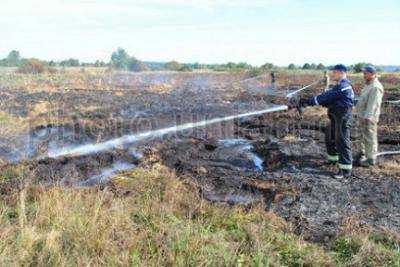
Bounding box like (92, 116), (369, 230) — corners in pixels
(360, 121), (378, 160)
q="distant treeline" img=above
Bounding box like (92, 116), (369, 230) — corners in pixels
(0, 50), (108, 68)
(0, 49), (397, 73)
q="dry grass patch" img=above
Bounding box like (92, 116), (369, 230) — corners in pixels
(0, 164), (398, 266)
(0, 164), (335, 266)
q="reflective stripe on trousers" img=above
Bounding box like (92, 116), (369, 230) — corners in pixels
(325, 110), (353, 170)
(327, 154), (339, 162)
(339, 163), (352, 170)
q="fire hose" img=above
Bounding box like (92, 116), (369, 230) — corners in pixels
(285, 79), (324, 98)
(386, 100), (400, 105)
(284, 79), (324, 115)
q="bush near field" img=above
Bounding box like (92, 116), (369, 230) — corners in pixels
(17, 59), (45, 74)
(16, 59), (60, 75)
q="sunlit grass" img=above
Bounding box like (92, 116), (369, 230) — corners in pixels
(0, 164), (398, 266)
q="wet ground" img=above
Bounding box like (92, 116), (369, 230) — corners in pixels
(1, 71), (400, 244)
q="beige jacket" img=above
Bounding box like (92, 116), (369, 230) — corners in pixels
(356, 78), (384, 123)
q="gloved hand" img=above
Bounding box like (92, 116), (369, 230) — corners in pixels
(288, 97), (300, 109)
(288, 97), (307, 115)
(299, 98), (309, 107)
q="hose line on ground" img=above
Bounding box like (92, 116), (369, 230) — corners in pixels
(377, 151), (400, 157)
(385, 100), (400, 105)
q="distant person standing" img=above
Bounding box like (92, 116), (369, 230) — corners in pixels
(355, 65), (384, 167)
(270, 71), (276, 88)
(324, 71), (330, 91)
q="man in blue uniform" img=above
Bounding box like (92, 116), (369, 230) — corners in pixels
(300, 64), (354, 178)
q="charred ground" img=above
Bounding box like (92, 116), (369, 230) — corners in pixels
(1, 69), (400, 264)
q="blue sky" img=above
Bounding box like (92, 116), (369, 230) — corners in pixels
(1, 0), (399, 65)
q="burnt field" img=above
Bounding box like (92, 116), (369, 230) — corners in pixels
(1, 69), (400, 246)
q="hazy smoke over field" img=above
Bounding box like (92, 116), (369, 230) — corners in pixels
(46, 105), (288, 159)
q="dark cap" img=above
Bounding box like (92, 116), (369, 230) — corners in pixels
(362, 64), (377, 74)
(330, 64), (348, 72)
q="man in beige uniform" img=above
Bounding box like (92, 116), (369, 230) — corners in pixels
(356, 65), (384, 166)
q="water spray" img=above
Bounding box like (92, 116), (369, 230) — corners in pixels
(47, 105), (288, 159)
(285, 79), (323, 98)
(45, 73), (322, 159)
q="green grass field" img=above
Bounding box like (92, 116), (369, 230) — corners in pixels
(1, 165), (399, 266)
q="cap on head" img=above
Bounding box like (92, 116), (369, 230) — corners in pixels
(362, 64), (377, 74)
(330, 64), (348, 72)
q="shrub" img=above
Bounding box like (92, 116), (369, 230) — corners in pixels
(60, 58), (80, 67)
(302, 63), (312, 70)
(352, 63), (368, 73)
(248, 67), (263, 78)
(47, 67), (58, 74)
(111, 48), (130, 70)
(178, 64), (192, 72)
(6, 50), (21, 67)
(165, 61), (183, 71)
(261, 62), (274, 70)
(164, 61), (194, 71)
(17, 59), (45, 74)
(128, 58), (149, 72)
(110, 48), (148, 72)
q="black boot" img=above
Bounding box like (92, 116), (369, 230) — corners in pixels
(353, 153), (366, 167)
(333, 169), (352, 179)
(360, 158), (375, 167)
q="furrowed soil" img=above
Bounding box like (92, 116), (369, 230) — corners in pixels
(1, 69), (400, 266)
